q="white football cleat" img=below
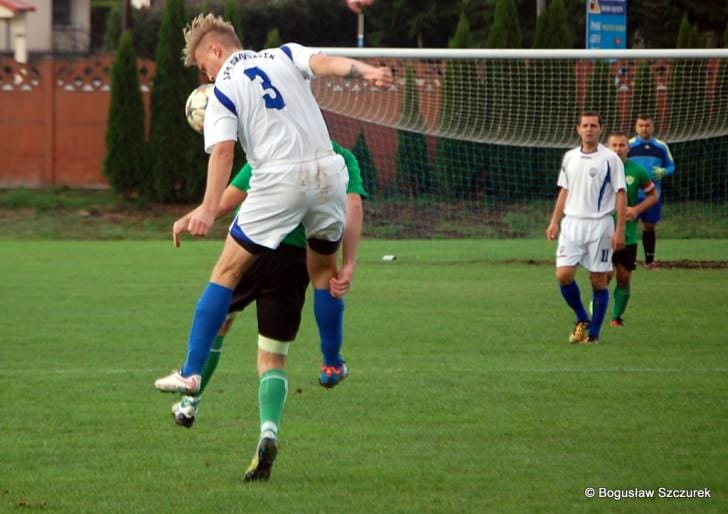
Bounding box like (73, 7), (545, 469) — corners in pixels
(154, 370), (201, 394)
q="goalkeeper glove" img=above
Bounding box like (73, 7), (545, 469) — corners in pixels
(651, 166), (666, 181)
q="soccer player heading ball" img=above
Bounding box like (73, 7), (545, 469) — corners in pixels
(154, 13), (392, 481)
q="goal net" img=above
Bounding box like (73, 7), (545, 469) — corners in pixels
(312, 49), (728, 250)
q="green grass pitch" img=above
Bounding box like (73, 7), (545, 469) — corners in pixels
(1, 240), (726, 513)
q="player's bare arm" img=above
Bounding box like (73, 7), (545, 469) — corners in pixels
(186, 140), (236, 238)
(547, 188), (568, 240)
(173, 212), (192, 247)
(173, 184), (247, 247)
(330, 193), (363, 298)
(626, 186), (658, 220)
(309, 54), (394, 88)
(217, 187), (247, 219)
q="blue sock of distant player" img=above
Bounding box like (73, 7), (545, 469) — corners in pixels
(589, 289), (609, 338)
(181, 283), (233, 377)
(560, 281), (589, 322)
(314, 288), (344, 367)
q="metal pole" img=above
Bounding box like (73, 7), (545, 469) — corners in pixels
(357, 11), (364, 47)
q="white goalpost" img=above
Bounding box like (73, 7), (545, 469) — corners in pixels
(310, 48), (728, 243)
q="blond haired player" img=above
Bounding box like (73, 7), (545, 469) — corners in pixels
(154, 13), (392, 481)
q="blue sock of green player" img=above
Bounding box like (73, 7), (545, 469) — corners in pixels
(314, 288), (344, 367)
(259, 369), (288, 440)
(560, 281), (589, 322)
(181, 283), (232, 377)
(589, 289), (609, 337)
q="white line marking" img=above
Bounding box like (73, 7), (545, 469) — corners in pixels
(3, 367), (725, 376)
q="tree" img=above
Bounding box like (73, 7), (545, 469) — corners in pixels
(675, 12), (706, 48)
(689, 23), (705, 48)
(628, 1), (683, 48)
(367, 0), (460, 48)
(436, 11), (485, 199)
(351, 130), (378, 198)
(670, 18), (709, 140)
(104, 31), (147, 197)
(264, 27), (282, 48)
(102, 5), (121, 52)
(529, 0), (576, 146)
(584, 61), (618, 134)
(630, 61), (657, 127)
(487, 0), (522, 49)
(224, 0), (244, 45)
(448, 10), (475, 49)
(562, 0), (585, 48)
(148, 0), (206, 202)
(396, 65), (432, 196)
(533, 0), (573, 49)
(272, 0), (352, 47)
(710, 25), (728, 132)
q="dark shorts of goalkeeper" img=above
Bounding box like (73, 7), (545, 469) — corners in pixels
(637, 200), (662, 224)
(228, 243), (309, 342)
(612, 243), (638, 271)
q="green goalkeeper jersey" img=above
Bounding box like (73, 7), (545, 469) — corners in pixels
(230, 141), (368, 248)
(623, 159), (654, 246)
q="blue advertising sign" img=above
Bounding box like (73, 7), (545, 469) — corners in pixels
(586, 0), (627, 49)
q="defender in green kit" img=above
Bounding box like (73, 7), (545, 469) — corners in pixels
(606, 132), (659, 327)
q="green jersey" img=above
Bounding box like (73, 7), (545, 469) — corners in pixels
(230, 141), (368, 248)
(623, 159), (654, 245)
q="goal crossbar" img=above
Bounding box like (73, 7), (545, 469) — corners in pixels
(319, 48), (728, 60)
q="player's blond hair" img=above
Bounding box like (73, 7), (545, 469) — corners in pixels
(182, 13), (241, 67)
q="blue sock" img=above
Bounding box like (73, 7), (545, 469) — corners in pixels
(589, 288), (609, 338)
(560, 281), (589, 322)
(181, 283), (233, 376)
(314, 288), (344, 367)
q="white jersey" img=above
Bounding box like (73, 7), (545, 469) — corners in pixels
(558, 144), (626, 219)
(203, 43), (332, 168)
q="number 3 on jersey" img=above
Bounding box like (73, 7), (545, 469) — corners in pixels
(244, 66), (286, 110)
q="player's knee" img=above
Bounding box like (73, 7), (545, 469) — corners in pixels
(589, 273), (609, 289)
(307, 250), (338, 287)
(257, 336), (289, 375)
(555, 267), (574, 285)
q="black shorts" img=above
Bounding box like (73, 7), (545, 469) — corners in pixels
(612, 243), (638, 271)
(229, 243), (309, 342)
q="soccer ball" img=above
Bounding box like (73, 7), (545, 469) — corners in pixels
(185, 84), (213, 134)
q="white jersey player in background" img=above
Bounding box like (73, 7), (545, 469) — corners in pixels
(154, 13), (393, 481)
(546, 112), (626, 345)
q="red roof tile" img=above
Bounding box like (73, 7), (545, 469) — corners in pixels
(0, 0), (36, 13)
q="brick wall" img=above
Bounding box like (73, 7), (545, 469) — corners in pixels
(0, 55), (154, 188)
